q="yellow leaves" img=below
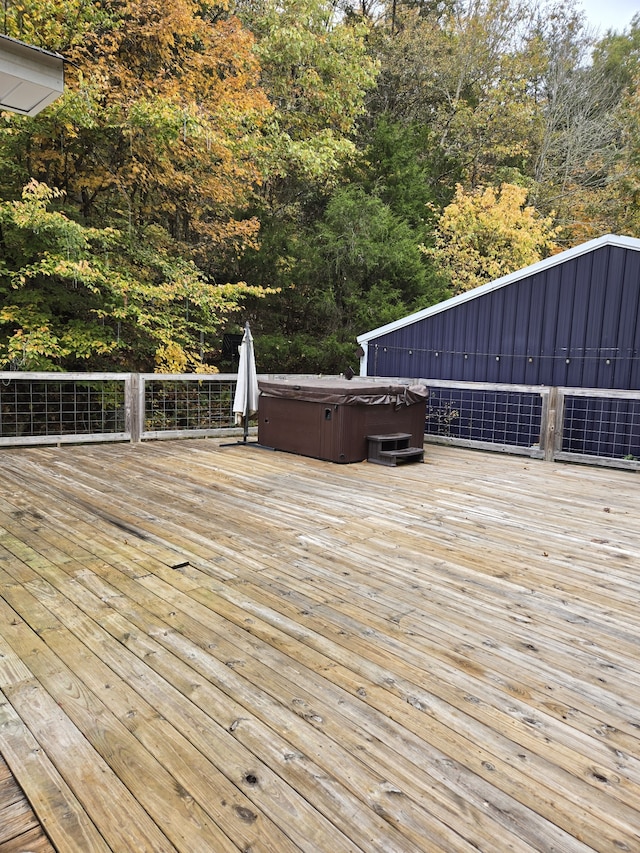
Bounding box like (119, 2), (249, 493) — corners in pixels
(428, 182), (559, 294)
(155, 341), (188, 372)
(154, 341), (221, 373)
(54, 2), (272, 255)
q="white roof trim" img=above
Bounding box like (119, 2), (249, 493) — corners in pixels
(357, 234), (640, 344)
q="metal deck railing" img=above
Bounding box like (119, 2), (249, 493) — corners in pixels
(1, 372), (638, 470)
(420, 379), (640, 471)
(0, 372), (131, 446)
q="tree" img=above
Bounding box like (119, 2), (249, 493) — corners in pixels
(591, 13), (640, 93)
(370, 0), (544, 188)
(8, 0), (271, 265)
(527, 5), (626, 240)
(354, 114), (440, 228)
(0, 0), (275, 369)
(230, 0), (380, 370)
(0, 181), (268, 370)
(569, 16), (640, 240)
(426, 182), (559, 293)
(236, 0), (378, 195)
(250, 181), (448, 373)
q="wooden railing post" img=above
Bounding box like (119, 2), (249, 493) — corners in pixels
(541, 386), (564, 461)
(126, 373), (142, 443)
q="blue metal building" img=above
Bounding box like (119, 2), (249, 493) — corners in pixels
(357, 234), (640, 390)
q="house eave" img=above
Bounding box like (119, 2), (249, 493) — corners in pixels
(0, 34), (65, 117)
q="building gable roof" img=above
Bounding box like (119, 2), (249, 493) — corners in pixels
(357, 234), (640, 345)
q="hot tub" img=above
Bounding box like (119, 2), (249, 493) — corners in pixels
(257, 377), (428, 463)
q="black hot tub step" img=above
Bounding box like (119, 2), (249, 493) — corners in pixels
(366, 432), (424, 466)
(375, 447), (424, 466)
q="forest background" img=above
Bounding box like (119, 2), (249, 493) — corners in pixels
(1, 0), (639, 374)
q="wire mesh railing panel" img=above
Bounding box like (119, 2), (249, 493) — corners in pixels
(2, 372), (638, 470)
(0, 376), (127, 441)
(143, 377), (237, 433)
(562, 394), (640, 461)
(425, 385), (544, 449)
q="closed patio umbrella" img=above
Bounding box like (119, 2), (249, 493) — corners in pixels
(232, 321), (259, 442)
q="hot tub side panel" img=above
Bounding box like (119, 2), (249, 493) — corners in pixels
(258, 396), (426, 462)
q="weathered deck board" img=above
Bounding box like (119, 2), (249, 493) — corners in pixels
(0, 439), (639, 852)
(0, 750), (56, 853)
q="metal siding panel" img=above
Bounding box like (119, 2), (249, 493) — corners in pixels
(390, 329), (404, 376)
(398, 326), (415, 376)
(440, 304), (456, 379)
(394, 327), (411, 376)
(476, 293), (497, 382)
(449, 303), (465, 377)
(434, 312), (449, 379)
(449, 308), (465, 380)
(576, 251), (601, 388)
(550, 258), (576, 387)
(487, 291), (504, 383)
(511, 278), (530, 355)
(596, 247), (622, 388)
(432, 310), (446, 354)
(472, 292), (493, 381)
(540, 265), (562, 385)
(618, 249), (640, 390)
(369, 333), (393, 376)
(425, 316), (441, 379)
(631, 348), (640, 390)
(408, 319), (427, 379)
(499, 281), (518, 383)
(367, 340), (376, 375)
(581, 248), (607, 388)
(431, 310), (447, 377)
(413, 318), (429, 376)
(460, 302), (478, 381)
(366, 344), (376, 376)
(600, 247), (624, 349)
(400, 324), (415, 375)
(524, 274), (545, 384)
(604, 247), (634, 389)
(632, 265), (640, 389)
(511, 277), (533, 383)
(428, 313), (443, 379)
(565, 255), (587, 388)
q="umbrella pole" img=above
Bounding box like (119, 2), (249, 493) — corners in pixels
(243, 320), (250, 442)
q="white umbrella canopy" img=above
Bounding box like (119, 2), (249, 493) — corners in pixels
(232, 321), (259, 440)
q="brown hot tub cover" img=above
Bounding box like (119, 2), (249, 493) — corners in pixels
(258, 377), (428, 407)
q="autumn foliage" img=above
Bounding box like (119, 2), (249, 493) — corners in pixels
(427, 183), (559, 294)
(0, 0), (639, 372)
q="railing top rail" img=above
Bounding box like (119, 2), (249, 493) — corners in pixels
(388, 377), (640, 398)
(557, 386), (640, 399)
(411, 377), (550, 394)
(0, 371), (132, 381)
(141, 372), (237, 381)
(140, 372), (324, 381)
(0, 371), (326, 383)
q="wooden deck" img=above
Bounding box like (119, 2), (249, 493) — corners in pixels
(0, 752), (55, 852)
(0, 439), (639, 852)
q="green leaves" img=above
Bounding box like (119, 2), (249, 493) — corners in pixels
(245, 0), (377, 187)
(0, 181), (272, 370)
